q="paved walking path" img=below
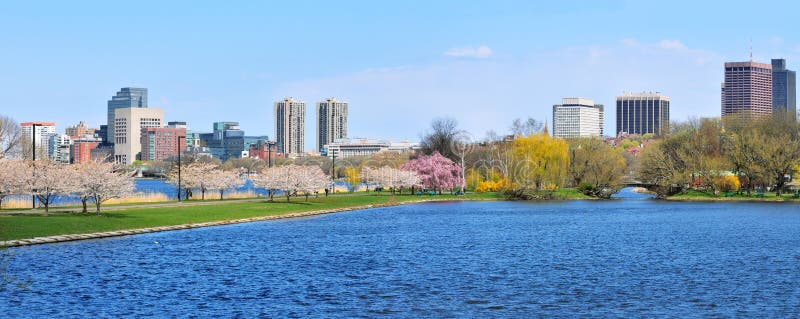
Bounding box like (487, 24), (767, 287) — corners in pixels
(0, 194), (360, 215)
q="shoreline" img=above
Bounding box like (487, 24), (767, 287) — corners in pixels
(0, 197), (499, 248)
(665, 196), (800, 202)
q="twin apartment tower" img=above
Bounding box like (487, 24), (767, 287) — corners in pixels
(274, 97), (348, 156)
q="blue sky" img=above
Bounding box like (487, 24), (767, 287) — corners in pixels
(2, 0), (799, 148)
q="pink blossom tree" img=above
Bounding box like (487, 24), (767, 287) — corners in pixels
(401, 152), (463, 194)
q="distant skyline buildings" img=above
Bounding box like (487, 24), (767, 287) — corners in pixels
(275, 97), (306, 156)
(199, 122), (245, 161)
(721, 61), (773, 119)
(772, 58), (796, 115)
(107, 87), (148, 144)
(615, 92), (670, 137)
(552, 98), (604, 139)
(316, 98), (348, 153)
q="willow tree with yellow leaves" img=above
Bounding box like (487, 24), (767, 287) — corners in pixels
(504, 133), (570, 199)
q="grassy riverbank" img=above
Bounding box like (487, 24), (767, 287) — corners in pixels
(0, 192), (502, 242)
(667, 189), (800, 201)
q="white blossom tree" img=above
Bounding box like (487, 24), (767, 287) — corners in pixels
(27, 161), (78, 212)
(253, 165), (329, 202)
(167, 162), (217, 200)
(360, 166), (377, 192)
(0, 158), (27, 208)
(296, 165), (329, 200)
(205, 169), (244, 200)
(363, 166), (420, 195)
(396, 169), (421, 195)
(252, 166), (283, 201)
(75, 160), (135, 213)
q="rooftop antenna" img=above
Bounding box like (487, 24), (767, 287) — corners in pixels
(749, 37), (753, 62)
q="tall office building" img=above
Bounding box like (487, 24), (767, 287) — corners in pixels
(722, 61), (772, 119)
(772, 58), (796, 116)
(615, 92), (670, 137)
(274, 97), (306, 156)
(107, 87), (148, 144)
(20, 122), (56, 160)
(113, 107), (164, 165)
(316, 98), (348, 153)
(552, 98), (604, 138)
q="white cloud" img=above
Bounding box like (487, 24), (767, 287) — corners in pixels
(657, 39), (687, 50)
(444, 45), (493, 58)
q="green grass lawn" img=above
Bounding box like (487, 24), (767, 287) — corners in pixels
(0, 192), (502, 241)
(550, 188), (594, 200)
(668, 189), (800, 201)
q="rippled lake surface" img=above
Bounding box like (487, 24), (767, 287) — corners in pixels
(2, 196), (800, 317)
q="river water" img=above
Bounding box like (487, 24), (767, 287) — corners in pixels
(2, 191), (799, 317)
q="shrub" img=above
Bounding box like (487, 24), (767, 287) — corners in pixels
(715, 175), (740, 193)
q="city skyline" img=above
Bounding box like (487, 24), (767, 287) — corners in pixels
(4, 1), (800, 147)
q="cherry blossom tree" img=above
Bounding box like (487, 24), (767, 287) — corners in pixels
(205, 169), (244, 200)
(167, 162), (217, 200)
(396, 169), (421, 195)
(26, 161), (78, 212)
(74, 160), (135, 213)
(361, 166), (420, 195)
(296, 165), (329, 200)
(0, 158), (27, 208)
(253, 165), (329, 202)
(401, 152), (463, 194)
(252, 166), (283, 201)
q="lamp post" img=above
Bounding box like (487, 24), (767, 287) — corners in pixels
(177, 135), (186, 202)
(331, 151), (336, 193)
(31, 123), (40, 209)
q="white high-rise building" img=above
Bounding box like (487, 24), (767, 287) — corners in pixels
(21, 122), (57, 160)
(113, 107), (164, 165)
(274, 97), (306, 157)
(316, 98), (348, 153)
(48, 134), (73, 164)
(552, 98), (604, 138)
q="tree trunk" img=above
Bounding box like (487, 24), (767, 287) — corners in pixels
(81, 198), (88, 213)
(286, 191), (291, 202)
(202, 188), (206, 200)
(305, 193), (309, 201)
(95, 200), (102, 214)
(220, 190), (224, 200)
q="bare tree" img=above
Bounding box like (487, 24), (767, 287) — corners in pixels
(510, 117), (543, 137)
(420, 117), (460, 161)
(0, 115), (22, 159)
